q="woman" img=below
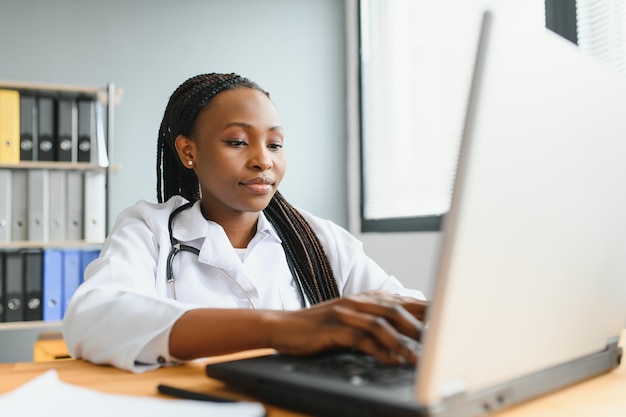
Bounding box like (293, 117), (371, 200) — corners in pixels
(62, 73), (428, 372)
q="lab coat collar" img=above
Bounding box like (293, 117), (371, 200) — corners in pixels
(169, 199), (207, 242)
(171, 199), (282, 268)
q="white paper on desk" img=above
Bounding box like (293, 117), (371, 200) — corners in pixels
(0, 370), (266, 417)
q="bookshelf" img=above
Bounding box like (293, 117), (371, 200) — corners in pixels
(0, 81), (121, 362)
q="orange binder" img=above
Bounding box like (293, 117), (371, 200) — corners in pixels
(0, 89), (20, 164)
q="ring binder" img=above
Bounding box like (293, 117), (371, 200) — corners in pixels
(0, 89), (20, 164)
(19, 94), (36, 161)
(37, 96), (56, 162)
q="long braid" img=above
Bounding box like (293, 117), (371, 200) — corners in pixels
(265, 192), (340, 304)
(156, 73), (340, 305)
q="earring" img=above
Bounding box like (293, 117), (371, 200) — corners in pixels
(187, 160), (193, 167)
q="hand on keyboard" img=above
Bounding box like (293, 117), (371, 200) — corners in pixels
(266, 290), (428, 365)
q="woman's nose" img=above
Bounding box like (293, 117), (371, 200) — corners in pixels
(249, 144), (273, 171)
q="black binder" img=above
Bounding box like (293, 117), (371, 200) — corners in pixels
(19, 94), (36, 161)
(57, 97), (76, 162)
(23, 248), (43, 321)
(37, 96), (56, 161)
(0, 252), (5, 322)
(77, 99), (95, 163)
(4, 251), (24, 322)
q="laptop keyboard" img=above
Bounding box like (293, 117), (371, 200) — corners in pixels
(289, 352), (416, 387)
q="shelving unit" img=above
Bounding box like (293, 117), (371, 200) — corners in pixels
(0, 81), (121, 362)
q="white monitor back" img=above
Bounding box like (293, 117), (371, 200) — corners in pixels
(417, 10), (626, 406)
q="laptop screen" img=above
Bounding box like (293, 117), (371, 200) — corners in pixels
(417, 9), (626, 405)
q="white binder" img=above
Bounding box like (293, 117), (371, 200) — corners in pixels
(48, 170), (67, 242)
(66, 171), (84, 241)
(0, 169), (11, 242)
(27, 169), (49, 242)
(93, 101), (109, 167)
(10, 170), (27, 241)
(83, 170), (106, 242)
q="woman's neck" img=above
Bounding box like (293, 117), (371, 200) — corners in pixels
(224, 221), (257, 249)
(201, 204), (259, 248)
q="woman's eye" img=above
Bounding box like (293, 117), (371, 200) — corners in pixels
(224, 139), (247, 147)
(268, 143), (283, 150)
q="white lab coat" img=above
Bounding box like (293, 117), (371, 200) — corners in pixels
(62, 196), (424, 372)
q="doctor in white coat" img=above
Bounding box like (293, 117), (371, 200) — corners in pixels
(62, 73), (428, 373)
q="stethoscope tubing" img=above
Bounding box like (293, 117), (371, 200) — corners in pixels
(165, 200), (307, 309)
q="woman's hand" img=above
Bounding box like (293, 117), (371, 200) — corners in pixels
(266, 291), (428, 365)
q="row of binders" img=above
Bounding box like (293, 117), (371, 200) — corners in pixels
(0, 248), (99, 323)
(0, 88), (108, 165)
(0, 168), (106, 243)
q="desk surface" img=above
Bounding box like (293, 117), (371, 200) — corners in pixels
(1, 341), (625, 417)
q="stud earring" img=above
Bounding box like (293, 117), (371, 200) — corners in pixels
(187, 160), (193, 166)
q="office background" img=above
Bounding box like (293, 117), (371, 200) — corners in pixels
(0, 0), (351, 361)
(0, 0), (348, 222)
(1, 0), (433, 361)
(0, 0), (547, 361)
(0, 0), (446, 295)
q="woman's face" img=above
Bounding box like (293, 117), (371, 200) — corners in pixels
(179, 87), (286, 221)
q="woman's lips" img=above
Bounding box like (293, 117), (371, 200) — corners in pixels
(240, 177), (274, 194)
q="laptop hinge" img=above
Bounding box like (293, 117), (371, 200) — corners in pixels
(429, 340), (622, 417)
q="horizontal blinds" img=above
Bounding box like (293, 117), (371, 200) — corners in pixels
(360, 0), (465, 220)
(576, 0), (626, 72)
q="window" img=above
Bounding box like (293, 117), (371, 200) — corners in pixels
(358, 0), (626, 233)
(575, 0), (626, 72)
(358, 0), (481, 232)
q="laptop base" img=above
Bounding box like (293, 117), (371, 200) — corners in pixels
(206, 340), (621, 417)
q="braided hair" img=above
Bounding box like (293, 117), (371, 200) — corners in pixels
(156, 73), (340, 305)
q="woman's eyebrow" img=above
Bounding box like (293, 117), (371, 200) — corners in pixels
(224, 122), (283, 132)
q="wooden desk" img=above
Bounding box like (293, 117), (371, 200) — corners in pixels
(0, 349), (308, 416)
(1, 341), (625, 417)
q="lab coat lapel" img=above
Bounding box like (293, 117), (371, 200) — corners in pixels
(168, 200), (240, 270)
(169, 202), (282, 271)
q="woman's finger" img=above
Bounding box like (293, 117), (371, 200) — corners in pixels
(358, 291), (429, 321)
(335, 296), (425, 341)
(326, 305), (420, 364)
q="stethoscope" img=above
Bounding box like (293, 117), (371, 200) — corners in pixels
(165, 201), (308, 309)
(166, 201), (260, 308)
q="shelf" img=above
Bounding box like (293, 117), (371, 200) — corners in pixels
(0, 320), (61, 331)
(0, 80), (123, 105)
(0, 161), (108, 171)
(0, 240), (104, 250)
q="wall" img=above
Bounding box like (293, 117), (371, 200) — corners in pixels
(0, 0), (348, 226)
(0, 0), (347, 362)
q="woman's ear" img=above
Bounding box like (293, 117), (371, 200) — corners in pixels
(174, 135), (196, 169)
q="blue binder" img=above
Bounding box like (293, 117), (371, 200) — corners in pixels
(80, 248), (100, 283)
(42, 249), (63, 322)
(62, 249), (81, 317)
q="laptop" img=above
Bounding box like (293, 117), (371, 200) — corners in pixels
(206, 10), (626, 417)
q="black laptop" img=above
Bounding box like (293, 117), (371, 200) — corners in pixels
(206, 10), (626, 417)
